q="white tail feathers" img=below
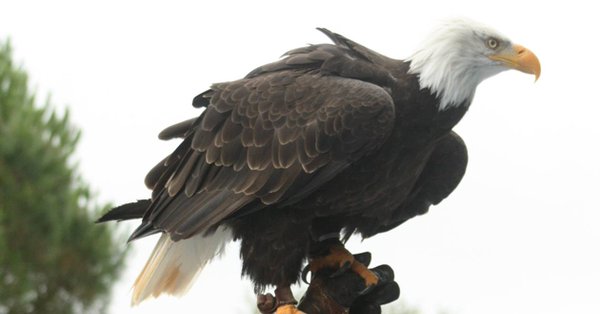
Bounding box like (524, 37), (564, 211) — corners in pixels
(131, 227), (233, 305)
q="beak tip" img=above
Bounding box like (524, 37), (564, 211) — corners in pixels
(534, 67), (541, 82)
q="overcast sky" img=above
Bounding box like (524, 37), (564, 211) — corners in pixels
(1, 1), (599, 313)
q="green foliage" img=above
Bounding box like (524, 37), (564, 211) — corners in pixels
(0, 40), (128, 314)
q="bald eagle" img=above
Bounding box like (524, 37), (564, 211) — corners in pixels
(98, 19), (540, 313)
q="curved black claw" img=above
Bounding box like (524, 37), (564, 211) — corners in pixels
(330, 260), (352, 278)
(357, 274), (380, 296)
(301, 264), (311, 284)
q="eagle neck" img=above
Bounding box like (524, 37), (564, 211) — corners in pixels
(391, 72), (469, 136)
(406, 51), (481, 111)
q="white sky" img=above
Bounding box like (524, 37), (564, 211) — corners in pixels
(1, 1), (599, 313)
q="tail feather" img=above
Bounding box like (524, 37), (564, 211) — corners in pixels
(131, 227), (232, 305)
(96, 199), (151, 223)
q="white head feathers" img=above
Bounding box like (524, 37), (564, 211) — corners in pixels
(408, 18), (512, 110)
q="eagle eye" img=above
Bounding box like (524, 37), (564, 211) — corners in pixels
(486, 38), (499, 50)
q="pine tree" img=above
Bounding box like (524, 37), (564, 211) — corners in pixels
(0, 40), (128, 314)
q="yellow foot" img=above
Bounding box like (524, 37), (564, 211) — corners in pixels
(308, 244), (379, 287)
(351, 258), (379, 286)
(309, 244), (355, 273)
(275, 304), (305, 314)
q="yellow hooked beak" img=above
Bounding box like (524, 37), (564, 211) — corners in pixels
(489, 44), (541, 81)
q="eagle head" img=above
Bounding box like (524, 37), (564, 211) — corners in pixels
(408, 18), (541, 110)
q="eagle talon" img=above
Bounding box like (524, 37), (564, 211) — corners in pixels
(358, 279), (378, 295)
(301, 265), (311, 284)
(329, 260), (352, 278)
(308, 244), (355, 273)
(307, 244), (380, 288)
(351, 259), (380, 287)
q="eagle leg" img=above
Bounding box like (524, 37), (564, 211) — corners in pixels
(257, 286), (305, 314)
(307, 242), (379, 288)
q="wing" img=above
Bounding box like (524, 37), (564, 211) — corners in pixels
(120, 32), (398, 242)
(356, 131), (468, 237)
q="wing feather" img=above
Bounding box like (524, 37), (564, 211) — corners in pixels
(145, 156), (169, 190)
(158, 118), (197, 140)
(130, 49), (396, 241)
